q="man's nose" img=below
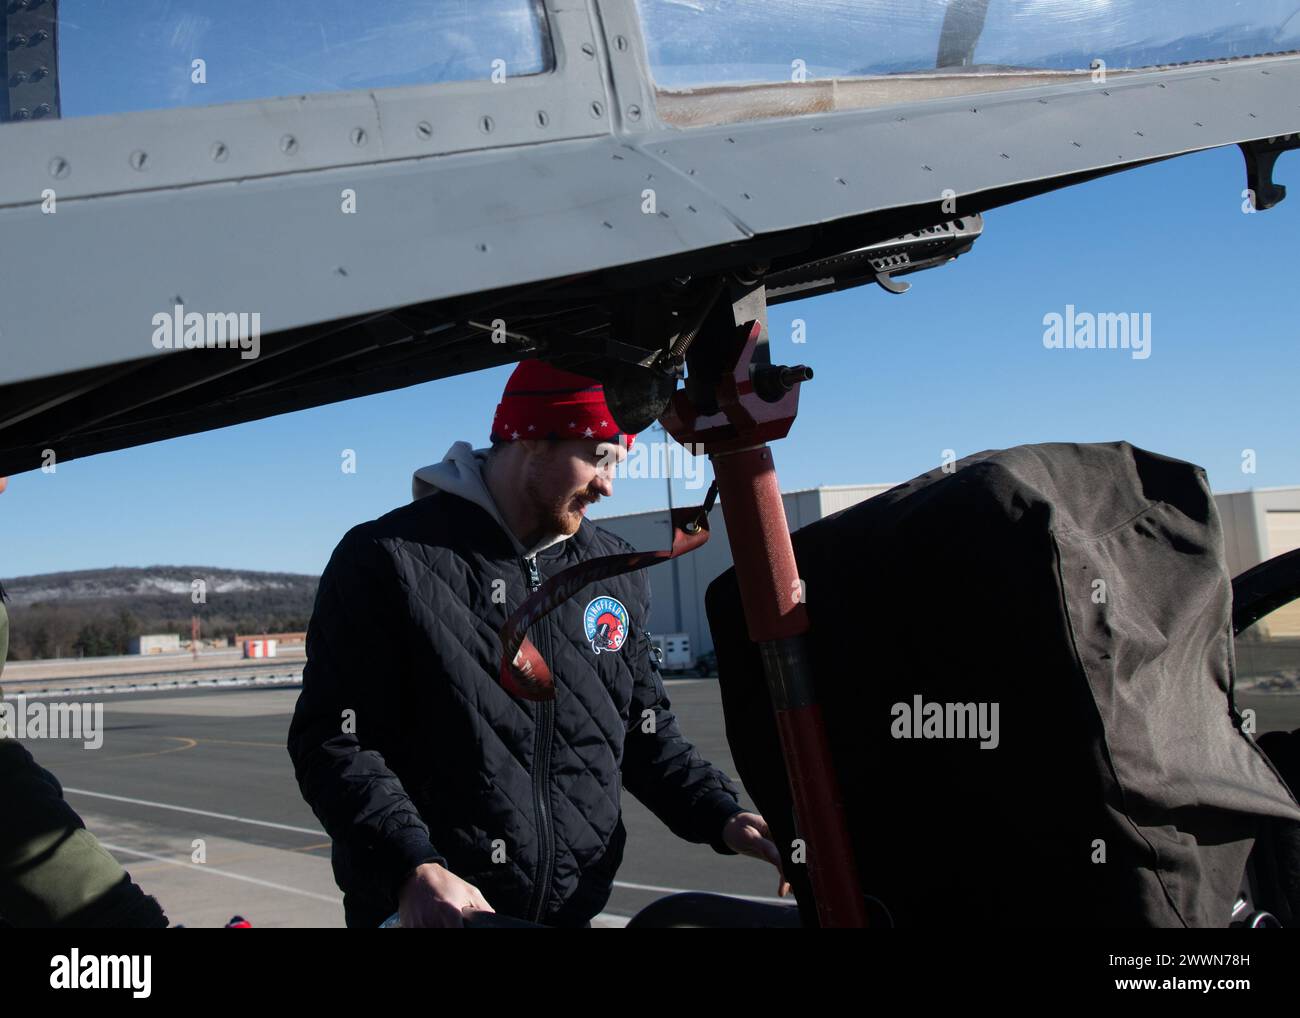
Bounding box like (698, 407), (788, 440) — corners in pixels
(592, 471), (614, 498)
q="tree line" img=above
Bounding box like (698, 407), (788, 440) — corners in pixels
(3, 591), (316, 662)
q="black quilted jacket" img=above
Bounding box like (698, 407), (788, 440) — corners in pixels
(287, 489), (745, 927)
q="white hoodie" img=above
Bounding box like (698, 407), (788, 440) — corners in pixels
(411, 441), (574, 559)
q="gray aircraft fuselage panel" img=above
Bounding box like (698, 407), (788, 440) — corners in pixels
(0, 0), (1297, 476)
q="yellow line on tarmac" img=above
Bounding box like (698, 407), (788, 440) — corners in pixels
(196, 737), (286, 749)
(101, 735), (198, 762)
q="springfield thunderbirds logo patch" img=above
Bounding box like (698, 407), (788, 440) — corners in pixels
(584, 595), (629, 654)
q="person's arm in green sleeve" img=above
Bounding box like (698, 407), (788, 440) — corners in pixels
(0, 596), (169, 927)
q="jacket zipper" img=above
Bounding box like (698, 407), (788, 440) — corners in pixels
(522, 554), (556, 924)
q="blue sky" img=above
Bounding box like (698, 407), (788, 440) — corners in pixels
(2, 142), (1296, 578)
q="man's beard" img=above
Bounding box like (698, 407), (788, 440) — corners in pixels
(524, 473), (595, 539)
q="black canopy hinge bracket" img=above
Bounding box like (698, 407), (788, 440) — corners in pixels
(1239, 134), (1300, 211)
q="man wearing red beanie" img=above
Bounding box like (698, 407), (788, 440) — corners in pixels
(412, 360), (640, 550)
(290, 360), (785, 928)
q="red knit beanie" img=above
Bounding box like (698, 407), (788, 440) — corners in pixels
(490, 360), (637, 449)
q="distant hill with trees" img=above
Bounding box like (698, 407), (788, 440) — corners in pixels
(0, 566), (318, 661)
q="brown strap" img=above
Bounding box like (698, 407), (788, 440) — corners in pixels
(499, 481), (719, 700)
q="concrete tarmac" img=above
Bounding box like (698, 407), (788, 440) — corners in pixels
(13, 682), (1298, 928)
(16, 680), (789, 928)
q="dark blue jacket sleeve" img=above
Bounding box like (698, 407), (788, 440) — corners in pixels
(287, 526), (446, 904)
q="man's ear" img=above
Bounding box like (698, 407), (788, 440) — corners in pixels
(518, 439), (545, 459)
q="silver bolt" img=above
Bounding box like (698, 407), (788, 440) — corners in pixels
(627, 104), (641, 121)
(211, 141), (228, 162)
(48, 156), (69, 178)
(590, 100), (604, 118)
(129, 150), (148, 171)
(350, 126), (366, 146)
(416, 121), (433, 140)
(280, 134), (298, 155)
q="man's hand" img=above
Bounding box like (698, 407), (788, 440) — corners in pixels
(721, 811), (792, 898)
(397, 862), (495, 928)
